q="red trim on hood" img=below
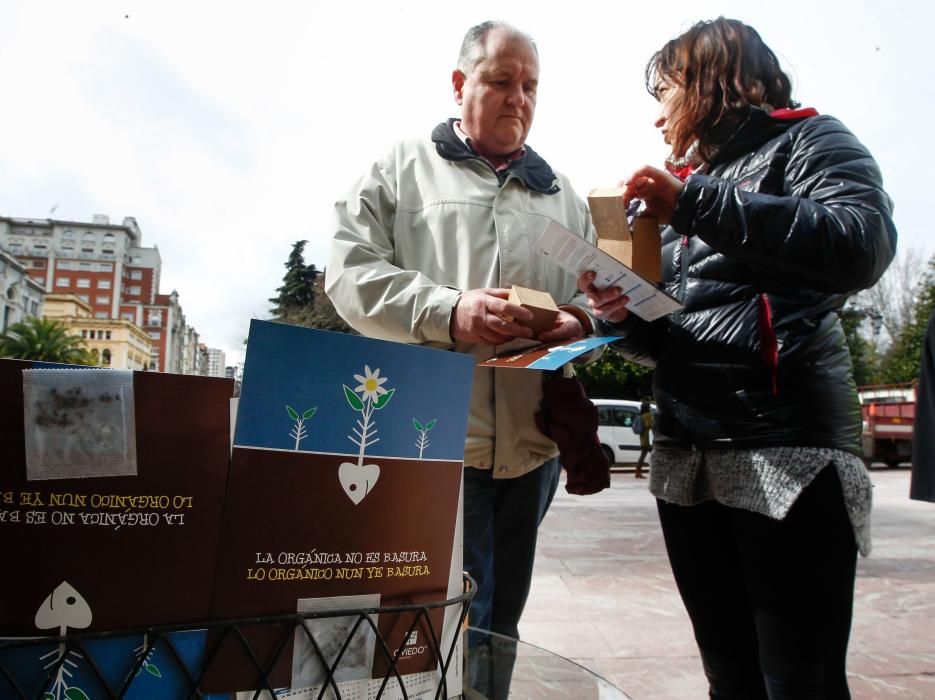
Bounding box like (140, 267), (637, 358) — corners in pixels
(770, 107), (819, 120)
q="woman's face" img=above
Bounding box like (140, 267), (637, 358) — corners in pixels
(653, 76), (688, 156)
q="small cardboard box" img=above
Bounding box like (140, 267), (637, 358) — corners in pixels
(508, 285), (559, 335)
(588, 187), (662, 283)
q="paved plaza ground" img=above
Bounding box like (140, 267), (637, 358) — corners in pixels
(520, 466), (935, 699)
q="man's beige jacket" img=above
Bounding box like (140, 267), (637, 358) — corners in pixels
(326, 129), (597, 478)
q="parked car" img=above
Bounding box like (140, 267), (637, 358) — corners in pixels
(592, 398), (654, 465)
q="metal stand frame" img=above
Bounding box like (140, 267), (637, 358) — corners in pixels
(0, 576), (475, 700)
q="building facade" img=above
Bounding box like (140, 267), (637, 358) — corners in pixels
(43, 294), (153, 370)
(205, 347), (226, 378)
(0, 246), (44, 333)
(0, 214), (202, 373)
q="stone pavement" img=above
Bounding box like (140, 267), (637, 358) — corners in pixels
(520, 467), (935, 699)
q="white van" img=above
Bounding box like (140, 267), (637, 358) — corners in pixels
(592, 399), (653, 465)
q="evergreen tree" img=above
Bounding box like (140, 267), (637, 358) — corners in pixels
(880, 257), (935, 383)
(840, 300), (882, 386)
(0, 317), (94, 364)
(268, 241), (355, 334)
(269, 240), (319, 319)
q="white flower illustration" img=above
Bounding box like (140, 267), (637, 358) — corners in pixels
(353, 365), (388, 403)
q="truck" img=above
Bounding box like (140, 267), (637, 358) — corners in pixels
(858, 382), (916, 468)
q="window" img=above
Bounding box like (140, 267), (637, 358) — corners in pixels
(105, 330), (112, 340)
(78, 262), (91, 270)
(63, 230), (75, 239)
(32, 261), (45, 269)
(103, 233), (115, 242)
(88, 330), (95, 339)
(76, 279), (91, 288)
(126, 285), (141, 295)
(9, 244), (22, 255)
(62, 240), (75, 249)
(95, 312), (108, 319)
(102, 349), (112, 365)
(96, 295), (110, 304)
(81, 248), (94, 254)
(98, 279), (111, 289)
(97, 263), (113, 272)
(148, 331), (161, 340)
(122, 312), (135, 322)
(78, 294), (90, 302)
(82, 231), (95, 241)
(612, 407), (638, 429)
(132, 256), (142, 264)
(81, 330), (88, 338)
(57, 261), (72, 270)
(147, 310), (162, 325)
(102, 249), (115, 258)
(130, 270), (143, 280)
(55, 277), (70, 287)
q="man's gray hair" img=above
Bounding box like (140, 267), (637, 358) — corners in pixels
(457, 21), (537, 75)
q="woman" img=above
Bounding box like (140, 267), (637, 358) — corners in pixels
(580, 18), (896, 699)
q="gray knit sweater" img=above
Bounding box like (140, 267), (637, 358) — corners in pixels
(649, 446), (872, 556)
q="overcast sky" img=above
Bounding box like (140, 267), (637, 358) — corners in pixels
(1, 0), (931, 363)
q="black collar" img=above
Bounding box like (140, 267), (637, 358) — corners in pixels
(431, 119), (560, 194)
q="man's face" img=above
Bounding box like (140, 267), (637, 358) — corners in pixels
(452, 28), (539, 158)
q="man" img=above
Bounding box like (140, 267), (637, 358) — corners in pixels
(635, 401), (652, 479)
(325, 21), (596, 696)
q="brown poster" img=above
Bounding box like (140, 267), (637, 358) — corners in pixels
(0, 360), (234, 636)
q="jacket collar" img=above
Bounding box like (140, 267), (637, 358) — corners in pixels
(432, 118), (561, 194)
(710, 106), (819, 167)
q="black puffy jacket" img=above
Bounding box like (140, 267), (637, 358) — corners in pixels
(610, 107), (897, 455)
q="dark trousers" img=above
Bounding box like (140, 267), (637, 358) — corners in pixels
(657, 465), (857, 700)
(463, 459), (561, 699)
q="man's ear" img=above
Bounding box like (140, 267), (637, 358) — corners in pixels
(452, 69), (465, 105)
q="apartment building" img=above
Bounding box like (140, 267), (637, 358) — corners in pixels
(0, 214), (201, 373)
(43, 294), (153, 370)
(205, 346), (226, 378)
(0, 247), (44, 332)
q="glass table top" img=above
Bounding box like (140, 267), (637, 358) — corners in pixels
(463, 627), (630, 699)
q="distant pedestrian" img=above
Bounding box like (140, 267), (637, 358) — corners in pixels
(635, 401), (652, 479)
(911, 308), (935, 502)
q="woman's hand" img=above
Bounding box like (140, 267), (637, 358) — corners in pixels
(577, 272), (630, 324)
(621, 165), (685, 224)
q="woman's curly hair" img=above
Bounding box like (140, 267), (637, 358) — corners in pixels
(646, 17), (799, 163)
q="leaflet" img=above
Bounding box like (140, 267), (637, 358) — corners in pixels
(535, 221), (682, 322)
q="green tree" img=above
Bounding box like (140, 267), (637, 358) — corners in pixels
(269, 240), (355, 334)
(879, 257), (935, 383)
(269, 240), (320, 319)
(839, 300), (882, 386)
(0, 317), (94, 364)
(576, 345), (654, 400)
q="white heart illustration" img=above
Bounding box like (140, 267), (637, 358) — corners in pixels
(35, 581), (93, 631)
(339, 462), (380, 505)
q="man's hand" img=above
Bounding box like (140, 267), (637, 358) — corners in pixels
(538, 310), (584, 343)
(621, 165), (684, 224)
(577, 272), (630, 324)
(451, 288), (535, 345)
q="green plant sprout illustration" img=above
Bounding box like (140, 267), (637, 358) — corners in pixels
(340, 365), (395, 505)
(287, 404), (317, 450)
(34, 582), (92, 700)
(413, 418), (437, 458)
(131, 634), (162, 680)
